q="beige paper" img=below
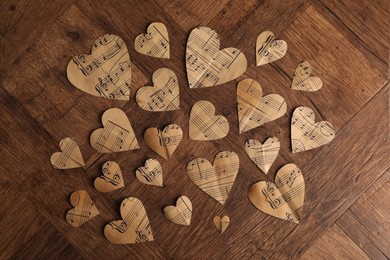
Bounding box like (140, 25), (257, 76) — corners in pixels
(104, 197), (154, 244)
(189, 100), (229, 140)
(256, 31), (287, 66)
(291, 106), (335, 153)
(90, 108), (139, 153)
(245, 137), (280, 175)
(187, 151), (239, 205)
(66, 190), (100, 227)
(135, 158), (163, 187)
(163, 196), (192, 226)
(50, 137), (85, 169)
(291, 61), (323, 91)
(248, 163), (304, 223)
(136, 68), (179, 111)
(134, 22), (170, 59)
(213, 215), (230, 233)
(67, 34), (131, 100)
(94, 161), (125, 192)
(186, 27), (247, 88)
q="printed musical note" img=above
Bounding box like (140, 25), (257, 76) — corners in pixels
(135, 158), (163, 187)
(134, 22), (170, 59)
(94, 161), (125, 192)
(291, 61), (323, 91)
(256, 31), (287, 66)
(245, 137), (280, 174)
(50, 137), (85, 169)
(213, 215), (230, 233)
(66, 190), (100, 227)
(163, 196), (192, 225)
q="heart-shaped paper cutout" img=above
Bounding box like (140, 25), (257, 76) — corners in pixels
(67, 34), (131, 100)
(186, 27), (247, 88)
(135, 158), (163, 187)
(189, 100), (229, 140)
(245, 137), (280, 174)
(134, 22), (170, 59)
(163, 196), (192, 226)
(213, 215), (230, 233)
(50, 137), (85, 169)
(291, 106), (335, 153)
(104, 197), (154, 244)
(237, 79), (287, 133)
(136, 68), (179, 111)
(66, 190), (100, 227)
(248, 163), (304, 223)
(94, 161), (125, 192)
(291, 61), (323, 91)
(256, 31), (287, 66)
(187, 151), (239, 205)
(90, 108), (139, 153)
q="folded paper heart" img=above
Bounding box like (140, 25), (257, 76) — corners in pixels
(104, 197), (154, 244)
(213, 215), (230, 233)
(291, 61), (323, 91)
(163, 196), (192, 226)
(186, 26), (247, 88)
(256, 31), (287, 66)
(134, 22), (170, 59)
(245, 137), (280, 174)
(67, 34), (131, 100)
(135, 158), (163, 187)
(94, 161), (125, 192)
(50, 137), (85, 169)
(248, 163), (304, 223)
(66, 190), (100, 227)
(237, 78), (287, 133)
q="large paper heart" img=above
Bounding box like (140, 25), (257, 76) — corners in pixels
(134, 22), (170, 59)
(135, 158), (163, 187)
(163, 196), (192, 226)
(50, 137), (85, 169)
(245, 137), (280, 174)
(90, 108), (139, 153)
(94, 161), (125, 192)
(291, 61), (323, 91)
(136, 68), (179, 111)
(67, 34), (131, 100)
(291, 106), (335, 153)
(66, 190), (100, 227)
(104, 197), (154, 244)
(189, 100), (229, 140)
(186, 27), (247, 88)
(213, 215), (230, 233)
(187, 151), (239, 205)
(256, 31), (287, 66)
(237, 79), (287, 133)
(248, 163), (304, 223)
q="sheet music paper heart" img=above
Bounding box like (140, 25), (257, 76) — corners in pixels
(66, 190), (100, 227)
(248, 163), (304, 223)
(90, 108), (139, 153)
(67, 34), (131, 100)
(237, 79), (287, 133)
(50, 137), (85, 169)
(136, 68), (179, 111)
(186, 26), (247, 88)
(187, 151), (239, 205)
(94, 161), (125, 192)
(291, 61), (323, 91)
(213, 215), (230, 233)
(189, 100), (229, 140)
(256, 31), (287, 66)
(135, 158), (163, 187)
(245, 137), (280, 174)
(134, 22), (170, 59)
(163, 196), (192, 226)
(104, 197), (154, 244)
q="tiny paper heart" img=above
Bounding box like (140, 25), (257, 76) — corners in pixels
(94, 161), (125, 192)
(291, 106), (335, 153)
(104, 197), (154, 244)
(134, 22), (170, 59)
(237, 78), (287, 133)
(291, 61), (323, 91)
(248, 163), (304, 223)
(256, 31), (287, 66)
(187, 151), (239, 205)
(186, 27), (247, 88)
(136, 68), (179, 111)
(245, 137), (280, 174)
(67, 34), (131, 100)
(189, 100), (229, 140)
(163, 196), (192, 226)
(144, 124), (183, 160)
(90, 108), (139, 153)
(213, 215), (230, 233)
(50, 137), (85, 169)
(66, 190), (99, 227)
(135, 158), (163, 187)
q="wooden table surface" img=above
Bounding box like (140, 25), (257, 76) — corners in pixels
(0, 0), (389, 259)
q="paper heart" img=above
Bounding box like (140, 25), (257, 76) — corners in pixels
(136, 68), (179, 111)
(104, 197), (154, 244)
(66, 190), (100, 227)
(186, 26), (247, 88)
(237, 79), (287, 133)
(187, 151), (239, 205)
(189, 100), (229, 140)
(291, 61), (323, 91)
(248, 163), (304, 223)
(256, 31), (287, 66)
(50, 137), (85, 169)
(94, 161), (125, 192)
(291, 106), (335, 153)
(245, 137), (280, 174)
(163, 196), (192, 226)
(90, 108), (139, 153)
(213, 215), (230, 233)
(67, 34), (131, 100)
(134, 22), (170, 59)
(135, 158), (163, 187)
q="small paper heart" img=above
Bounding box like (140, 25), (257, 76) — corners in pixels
(291, 61), (323, 91)
(213, 215), (230, 233)
(245, 137), (280, 174)
(66, 190), (100, 227)
(256, 31), (287, 66)
(135, 158), (163, 187)
(50, 137), (85, 169)
(163, 196), (192, 226)
(94, 161), (125, 192)
(134, 22), (170, 59)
